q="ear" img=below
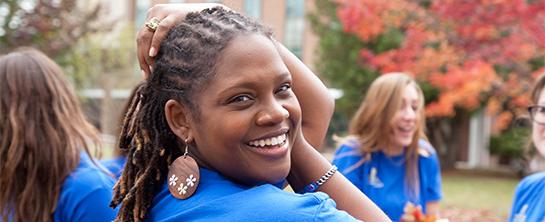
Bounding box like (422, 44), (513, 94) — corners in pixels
(165, 99), (194, 142)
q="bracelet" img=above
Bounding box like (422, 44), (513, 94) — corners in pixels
(298, 165), (338, 193)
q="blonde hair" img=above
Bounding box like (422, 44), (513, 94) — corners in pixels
(348, 72), (426, 198)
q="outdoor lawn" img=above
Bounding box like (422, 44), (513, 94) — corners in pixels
(441, 169), (520, 221)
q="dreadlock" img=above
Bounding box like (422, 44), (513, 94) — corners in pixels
(111, 7), (272, 221)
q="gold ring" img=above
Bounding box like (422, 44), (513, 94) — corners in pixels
(145, 17), (161, 32)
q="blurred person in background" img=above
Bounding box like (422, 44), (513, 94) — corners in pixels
(509, 73), (545, 222)
(0, 48), (117, 222)
(332, 73), (442, 222)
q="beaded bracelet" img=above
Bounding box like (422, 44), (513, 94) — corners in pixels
(298, 165), (338, 193)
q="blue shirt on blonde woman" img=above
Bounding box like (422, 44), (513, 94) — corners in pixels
(508, 171), (545, 222)
(332, 138), (442, 222)
(53, 152), (117, 221)
(145, 167), (359, 222)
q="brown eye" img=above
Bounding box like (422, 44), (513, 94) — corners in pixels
(275, 83), (292, 94)
(228, 94), (253, 104)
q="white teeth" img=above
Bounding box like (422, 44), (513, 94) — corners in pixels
(399, 126), (413, 132)
(271, 137), (278, 145)
(248, 134), (287, 147)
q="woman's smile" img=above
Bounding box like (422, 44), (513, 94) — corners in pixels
(246, 131), (289, 158)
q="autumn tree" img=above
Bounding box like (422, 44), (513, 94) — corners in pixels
(0, 0), (105, 57)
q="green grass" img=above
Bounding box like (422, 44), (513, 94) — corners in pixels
(441, 170), (520, 218)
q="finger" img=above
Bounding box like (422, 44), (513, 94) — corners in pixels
(148, 15), (179, 58)
(137, 26), (153, 77)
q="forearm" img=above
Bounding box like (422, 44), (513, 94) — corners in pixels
(276, 43), (334, 148)
(287, 138), (391, 222)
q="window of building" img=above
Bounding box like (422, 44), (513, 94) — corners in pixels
(243, 0), (261, 19)
(284, 0), (305, 58)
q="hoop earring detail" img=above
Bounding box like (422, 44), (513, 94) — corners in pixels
(167, 141), (200, 199)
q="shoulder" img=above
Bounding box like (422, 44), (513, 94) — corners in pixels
(516, 172), (545, 192)
(55, 155), (117, 221)
(62, 156), (115, 196)
(100, 156), (126, 171)
(333, 136), (362, 160)
(100, 156), (126, 178)
(510, 172), (545, 222)
(151, 184), (357, 221)
(243, 186), (358, 221)
(417, 139), (437, 159)
(332, 137), (368, 176)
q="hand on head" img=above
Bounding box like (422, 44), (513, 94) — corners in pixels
(137, 3), (230, 78)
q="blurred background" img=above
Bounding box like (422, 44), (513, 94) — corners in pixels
(1, 0), (544, 221)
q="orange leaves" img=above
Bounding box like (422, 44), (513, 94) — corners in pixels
(426, 61), (499, 117)
(337, 0), (424, 41)
(337, 0), (386, 41)
(492, 111), (514, 134)
(337, 0), (545, 124)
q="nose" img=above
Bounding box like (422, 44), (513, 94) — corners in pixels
(256, 99), (290, 126)
(401, 106), (416, 120)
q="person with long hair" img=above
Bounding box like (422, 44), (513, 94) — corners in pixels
(110, 4), (390, 222)
(509, 73), (545, 222)
(332, 73), (442, 221)
(0, 48), (117, 222)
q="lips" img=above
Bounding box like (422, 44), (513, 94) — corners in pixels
(397, 125), (414, 133)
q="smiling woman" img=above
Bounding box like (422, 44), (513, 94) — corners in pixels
(171, 33), (300, 185)
(110, 4), (389, 222)
(332, 73), (443, 222)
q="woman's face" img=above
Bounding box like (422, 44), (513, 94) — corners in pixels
(532, 88), (545, 157)
(188, 34), (301, 185)
(390, 84), (420, 149)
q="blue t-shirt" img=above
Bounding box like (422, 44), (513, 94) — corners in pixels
(332, 139), (442, 222)
(100, 156), (127, 179)
(53, 153), (118, 222)
(509, 171), (545, 222)
(146, 167), (359, 222)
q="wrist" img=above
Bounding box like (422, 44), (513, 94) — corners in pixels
(296, 165), (338, 193)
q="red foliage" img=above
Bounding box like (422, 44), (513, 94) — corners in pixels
(337, 0), (545, 131)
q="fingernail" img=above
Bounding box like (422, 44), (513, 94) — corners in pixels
(141, 69), (146, 78)
(149, 47), (156, 57)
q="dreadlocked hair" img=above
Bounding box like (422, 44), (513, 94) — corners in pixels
(111, 7), (272, 221)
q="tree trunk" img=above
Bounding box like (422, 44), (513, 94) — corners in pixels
(427, 111), (470, 169)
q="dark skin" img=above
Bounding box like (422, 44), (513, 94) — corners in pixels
(165, 34), (301, 185)
(138, 4), (390, 222)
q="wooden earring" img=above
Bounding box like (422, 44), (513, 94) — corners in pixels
(167, 141), (199, 199)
